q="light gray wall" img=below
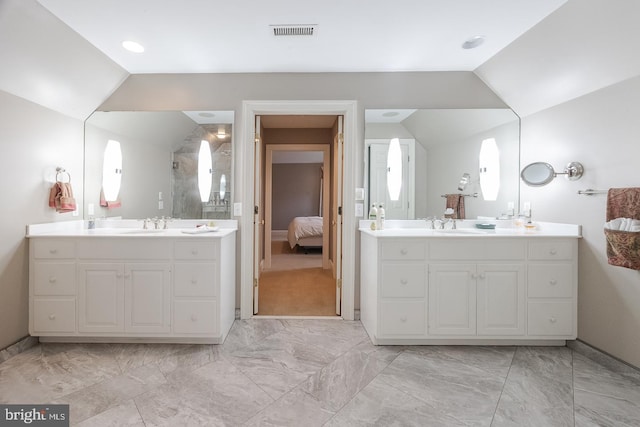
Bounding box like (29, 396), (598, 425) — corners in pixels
(517, 76), (640, 367)
(0, 89), (84, 350)
(476, 0), (640, 367)
(272, 164), (322, 230)
(0, 0), (128, 119)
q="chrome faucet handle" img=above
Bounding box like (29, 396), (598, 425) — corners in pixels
(142, 218), (150, 229)
(452, 218), (457, 229)
(151, 217), (161, 229)
(162, 216), (172, 229)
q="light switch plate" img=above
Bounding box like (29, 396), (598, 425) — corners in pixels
(158, 201), (164, 210)
(355, 202), (364, 217)
(233, 202), (242, 216)
(355, 188), (365, 201)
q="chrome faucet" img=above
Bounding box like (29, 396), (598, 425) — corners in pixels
(143, 218), (150, 229)
(151, 217), (161, 229)
(161, 216), (172, 229)
(424, 217), (437, 229)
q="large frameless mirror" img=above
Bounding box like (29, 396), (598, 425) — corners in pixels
(364, 108), (520, 220)
(84, 110), (234, 220)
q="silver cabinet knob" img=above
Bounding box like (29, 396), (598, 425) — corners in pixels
(400, 279), (408, 285)
(549, 279), (557, 285)
(48, 314), (56, 320)
(549, 317), (557, 323)
(400, 249), (408, 255)
(191, 314), (198, 322)
(49, 276), (57, 283)
(550, 249), (557, 255)
(49, 249), (58, 254)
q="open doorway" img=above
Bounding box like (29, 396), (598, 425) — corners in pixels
(255, 115), (340, 316)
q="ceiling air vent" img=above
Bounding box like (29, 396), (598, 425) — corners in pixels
(271, 25), (316, 37)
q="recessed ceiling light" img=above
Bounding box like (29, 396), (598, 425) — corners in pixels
(382, 111), (400, 118)
(199, 112), (215, 118)
(122, 40), (145, 53)
(462, 36), (485, 50)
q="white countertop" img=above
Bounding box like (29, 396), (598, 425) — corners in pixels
(359, 220), (581, 238)
(26, 219), (237, 238)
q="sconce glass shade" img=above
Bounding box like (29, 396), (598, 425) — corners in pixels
(387, 138), (402, 201)
(102, 140), (122, 202)
(220, 174), (226, 200)
(198, 140), (213, 203)
(479, 138), (500, 201)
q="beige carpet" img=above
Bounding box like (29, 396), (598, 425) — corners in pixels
(258, 266), (337, 316)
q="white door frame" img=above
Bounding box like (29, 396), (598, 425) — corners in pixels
(240, 100), (357, 320)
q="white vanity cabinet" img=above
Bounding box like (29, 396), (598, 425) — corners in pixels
(30, 239), (77, 334)
(527, 240), (577, 337)
(360, 229), (578, 345)
(29, 230), (236, 344)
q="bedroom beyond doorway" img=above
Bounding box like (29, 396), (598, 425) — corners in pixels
(255, 114), (340, 317)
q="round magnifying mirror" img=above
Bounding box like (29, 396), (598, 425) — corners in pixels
(520, 162), (556, 186)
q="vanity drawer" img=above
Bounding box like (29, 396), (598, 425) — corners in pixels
(528, 264), (573, 298)
(33, 239), (76, 259)
(527, 301), (573, 336)
(528, 240), (574, 260)
(33, 262), (76, 296)
(380, 263), (426, 298)
(174, 300), (217, 334)
(174, 263), (217, 297)
(77, 239), (172, 259)
(430, 239), (525, 260)
(33, 298), (76, 333)
(379, 300), (426, 336)
(174, 241), (218, 260)
(380, 240), (426, 261)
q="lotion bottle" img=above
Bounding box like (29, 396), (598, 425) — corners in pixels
(377, 203), (385, 230)
(369, 203), (377, 221)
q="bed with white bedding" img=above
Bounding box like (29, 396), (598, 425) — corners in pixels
(287, 216), (323, 250)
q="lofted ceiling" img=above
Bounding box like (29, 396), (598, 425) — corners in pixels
(36, 0), (566, 74)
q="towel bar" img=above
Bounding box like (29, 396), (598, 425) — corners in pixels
(577, 189), (607, 196)
(55, 167), (71, 183)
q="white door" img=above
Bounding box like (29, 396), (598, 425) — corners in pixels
(125, 263), (171, 333)
(333, 116), (344, 315)
(476, 264), (525, 336)
(78, 263), (124, 333)
(253, 115), (262, 314)
(428, 264), (476, 335)
(367, 139), (414, 219)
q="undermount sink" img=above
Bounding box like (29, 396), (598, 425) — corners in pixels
(118, 229), (167, 235)
(434, 228), (488, 235)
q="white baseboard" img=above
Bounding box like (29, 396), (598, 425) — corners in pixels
(271, 230), (287, 241)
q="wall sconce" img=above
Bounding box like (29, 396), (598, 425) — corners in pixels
(386, 137), (402, 201)
(216, 126), (228, 139)
(102, 140), (122, 202)
(220, 174), (227, 200)
(198, 140), (213, 202)
(479, 138), (500, 201)
(521, 161), (584, 186)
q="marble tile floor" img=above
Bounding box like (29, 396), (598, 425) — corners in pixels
(1, 319), (639, 426)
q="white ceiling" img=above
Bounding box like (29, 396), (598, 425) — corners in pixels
(36, 0), (566, 74)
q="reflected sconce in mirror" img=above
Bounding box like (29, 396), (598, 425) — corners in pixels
(386, 137), (402, 201)
(198, 140), (213, 202)
(220, 174), (227, 200)
(520, 161), (584, 187)
(102, 140), (122, 202)
(479, 138), (500, 201)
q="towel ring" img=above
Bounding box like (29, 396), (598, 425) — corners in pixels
(55, 167), (71, 183)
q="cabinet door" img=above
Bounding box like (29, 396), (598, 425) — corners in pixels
(428, 264), (476, 335)
(78, 263), (124, 333)
(125, 263), (171, 333)
(477, 264), (525, 336)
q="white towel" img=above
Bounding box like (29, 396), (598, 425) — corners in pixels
(604, 217), (640, 231)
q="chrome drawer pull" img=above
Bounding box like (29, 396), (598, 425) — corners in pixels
(49, 249), (58, 254)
